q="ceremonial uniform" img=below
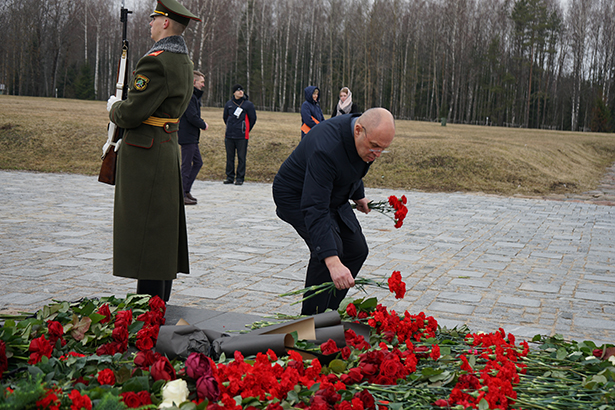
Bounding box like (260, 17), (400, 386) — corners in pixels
(107, 0), (200, 301)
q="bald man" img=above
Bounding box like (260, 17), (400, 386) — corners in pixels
(273, 108), (395, 315)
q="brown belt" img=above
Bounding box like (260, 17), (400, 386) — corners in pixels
(142, 116), (179, 132)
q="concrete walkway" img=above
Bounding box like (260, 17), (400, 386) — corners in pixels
(1, 170), (613, 345)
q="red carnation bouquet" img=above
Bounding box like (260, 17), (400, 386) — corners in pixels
(280, 270), (407, 305)
(355, 195), (408, 228)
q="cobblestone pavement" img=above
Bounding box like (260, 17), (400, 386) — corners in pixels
(1, 170), (613, 345)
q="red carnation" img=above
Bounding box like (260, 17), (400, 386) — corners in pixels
(68, 389), (92, 410)
(148, 295), (166, 316)
(430, 344), (441, 361)
(387, 271), (406, 299)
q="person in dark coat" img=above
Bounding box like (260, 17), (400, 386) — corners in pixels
(300, 85), (325, 139)
(107, 0), (200, 302)
(331, 87), (360, 118)
(272, 108), (396, 315)
(178, 70), (208, 205)
(222, 84), (257, 185)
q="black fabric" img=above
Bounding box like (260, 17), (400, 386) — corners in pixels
(225, 138), (248, 182)
(137, 279), (173, 302)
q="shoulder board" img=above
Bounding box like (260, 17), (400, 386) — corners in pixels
(148, 50), (164, 57)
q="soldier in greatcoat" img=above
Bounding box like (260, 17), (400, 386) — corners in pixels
(107, 0), (201, 301)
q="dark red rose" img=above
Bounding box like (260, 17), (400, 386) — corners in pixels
(186, 352), (214, 379)
(266, 403), (284, 410)
(148, 295), (166, 315)
(28, 335), (53, 364)
(196, 376), (220, 402)
(97, 368), (116, 386)
(320, 339), (339, 355)
(336, 401), (352, 410)
(0, 341), (8, 379)
(96, 304), (112, 324)
(115, 310), (133, 328)
(340, 367), (363, 385)
(150, 356), (176, 381)
(196, 375), (220, 401)
(357, 391), (377, 410)
(380, 357), (403, 379)
(135, 337), (154, 352)
(111, 326), (129, 343)
(341, 346), (351, 360)
(47, 320), (64, 339)
(120, 391), (141, 408)
(346, 303), (357, 317)
(414, 345), (430, 358)
(137, 390), (152, 405)
(134, 350), (160, 369)
(358, 311), (369, 319)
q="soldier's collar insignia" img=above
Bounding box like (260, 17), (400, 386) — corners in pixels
(148, 50), (164, 57)
(134, 74), (150, 91)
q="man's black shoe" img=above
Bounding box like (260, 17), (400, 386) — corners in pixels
(184, 196), (197, 205)
(223, 179), (234, 184)
(185, 192), (197, 201)
(235, 181), (243, 185)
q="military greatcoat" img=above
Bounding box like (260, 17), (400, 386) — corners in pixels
(109, 35), (193, 281)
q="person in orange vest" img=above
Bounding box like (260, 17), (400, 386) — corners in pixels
(300, 85), (325, 139)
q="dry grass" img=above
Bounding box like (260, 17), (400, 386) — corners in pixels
(1, 95), (615, 196)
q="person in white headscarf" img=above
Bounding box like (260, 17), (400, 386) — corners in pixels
(331, 87), (360, 118)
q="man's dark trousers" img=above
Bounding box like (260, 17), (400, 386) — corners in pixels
(276, 206), (368, 315)
(225, 138), (248, 183)
(181, 143), (202, 194)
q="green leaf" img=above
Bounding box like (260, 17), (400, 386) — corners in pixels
(556, 347), (568, 360)
(328, 359), (347, 374)
(359, 297), (378, 310)
(121, 375), (150, 393)
(478, 398), (490, 410)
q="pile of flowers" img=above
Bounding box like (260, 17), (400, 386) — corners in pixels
(1, 274), (614, 409)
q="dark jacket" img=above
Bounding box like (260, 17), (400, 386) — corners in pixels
(273, 114), (370, 261)
(301, 86), (325, 138)
(178, 87), (207, 145)
(223, 95), (257, 139)
(331, 102), (360, 118)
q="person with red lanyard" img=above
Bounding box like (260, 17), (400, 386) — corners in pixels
(222, 84), (257, 185)
(300, 85), (325, 139)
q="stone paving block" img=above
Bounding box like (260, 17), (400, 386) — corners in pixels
(1, 292), (52, 305)
(574, 317), (615, 331)
(428, 302), (475, 315)
(3, 268), (58, 277)
(447, 269), (484, 278)
(519, 283), (560, 293)
(77, 253), (112, 260)
(32, 246), (72, 253)
(450, 278), (492, 288)
(437, 292), (482, 303)
(498, 296), (541, 308)
(179, 287), (230, 299)
(260, 257), (302, 265)
(573, 292), (614, 302)
(47, 259), (92, 267)
(51, 230), (94, 237)
(530, 252), (563, 260)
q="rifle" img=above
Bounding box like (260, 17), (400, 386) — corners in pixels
(98, 3), (132, 185)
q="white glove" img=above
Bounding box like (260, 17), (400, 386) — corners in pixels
(107, 95), (121, 112)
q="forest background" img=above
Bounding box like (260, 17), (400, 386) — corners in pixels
(1, 0), (614, 132)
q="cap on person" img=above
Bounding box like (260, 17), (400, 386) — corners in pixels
(150, 0), (201, 26)
(232, 84), (243, 93)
